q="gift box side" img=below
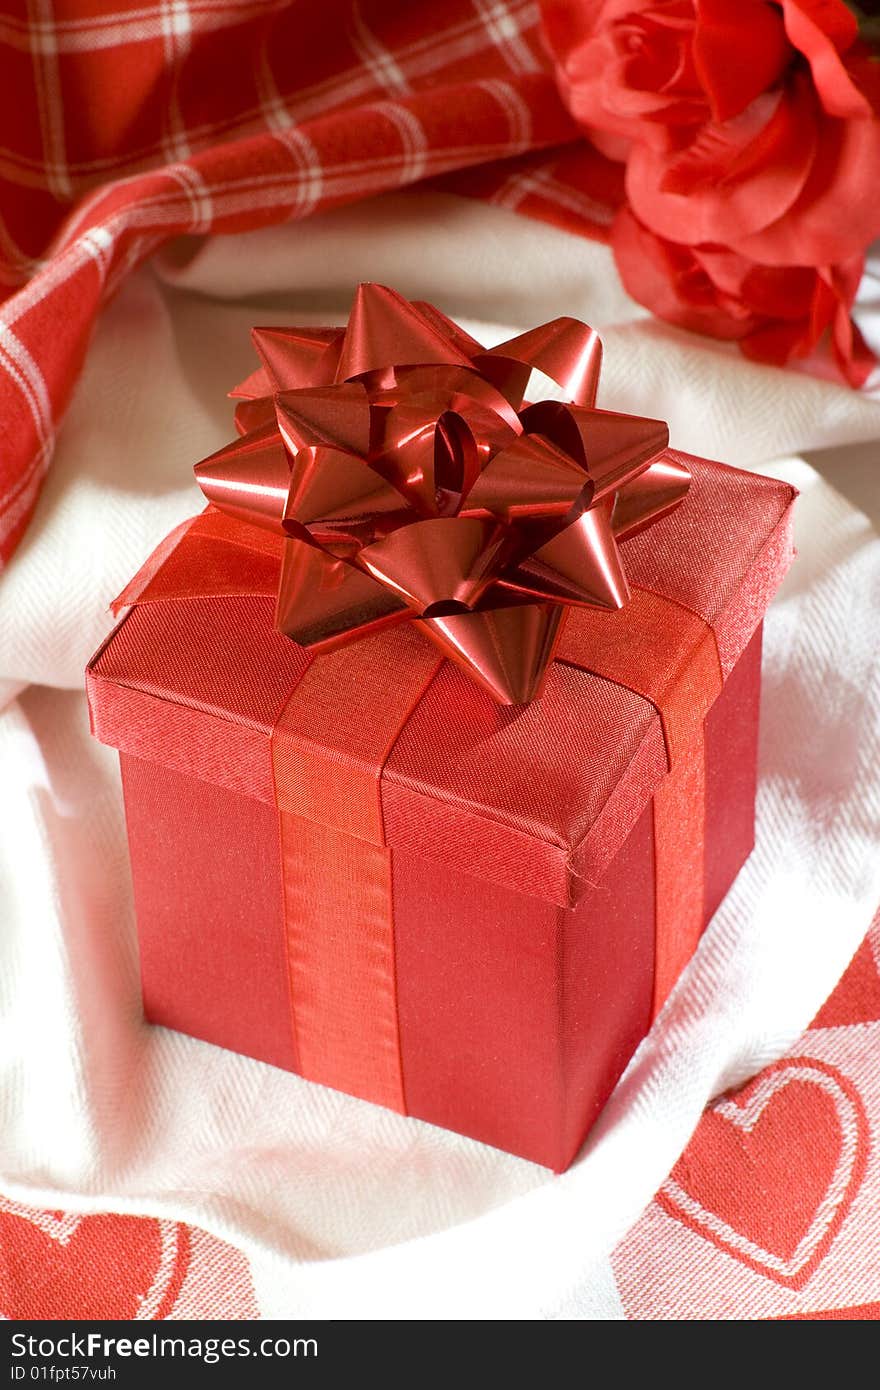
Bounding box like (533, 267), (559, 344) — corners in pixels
(395, 624), (762, 1170)
(116, 741), (656, 1168)
(392, 799), (657, 1168)
(703, 621), (761, 922)
(558, 621), (761, 1170)
(119, 753), (298, 1073)
(113, 623), (761, 1170)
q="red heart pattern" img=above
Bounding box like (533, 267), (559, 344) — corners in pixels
(0, 1202), (190, 1320)
(657, 1057), (869, 1289)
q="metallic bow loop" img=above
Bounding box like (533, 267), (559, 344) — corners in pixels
(194, 283), (690, 705)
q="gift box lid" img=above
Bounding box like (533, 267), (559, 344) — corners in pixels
(87, 451), (795, 908)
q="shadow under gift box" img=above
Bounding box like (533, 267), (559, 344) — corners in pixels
(86, 453), (795, 1172)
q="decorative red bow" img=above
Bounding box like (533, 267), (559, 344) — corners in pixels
(194, 284), (690, 704)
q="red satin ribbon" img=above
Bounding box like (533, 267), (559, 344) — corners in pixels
(271, 628), (442, 1111)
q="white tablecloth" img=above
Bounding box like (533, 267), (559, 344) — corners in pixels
(1, 194), (878, 1317)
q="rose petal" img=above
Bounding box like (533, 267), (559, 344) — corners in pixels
(627, 78), (819, 242)
(731, 86), (880, 264)
(547, 1), (709, 142)
(611, 207), (755, 338)
(781, 0), (870, 118)
(693, 0), (791, 122)
(610, 207), (876, 386)
(696, 248), (817, 317)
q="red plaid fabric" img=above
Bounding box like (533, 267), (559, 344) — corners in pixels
(0, 0), (626, 568)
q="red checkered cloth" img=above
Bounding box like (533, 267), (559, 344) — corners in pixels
(0, 0), (625, 568)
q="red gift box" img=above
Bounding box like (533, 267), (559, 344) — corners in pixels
(86, 459), (793, 1172)
(85, 290), (796, 1171)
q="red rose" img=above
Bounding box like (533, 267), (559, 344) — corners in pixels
(542, 0), (880, 267)
(612, 206), (874, 385)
